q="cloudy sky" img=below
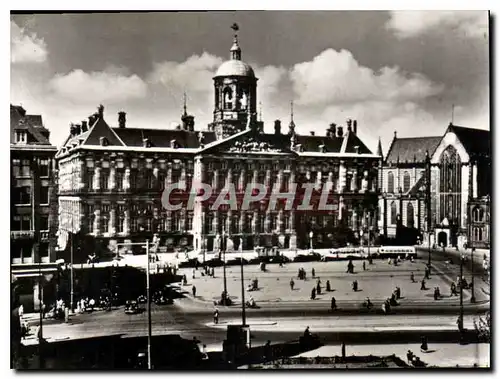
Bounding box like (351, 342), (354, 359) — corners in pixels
(11, 11), (489, 153)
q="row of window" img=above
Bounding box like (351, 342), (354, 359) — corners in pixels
(12, 159), (50, 177)
(86, 214), (194, 234)
(389, 201), (416, 227)
(386, 171), (419, 194)
(12, 186), (50, 205)
(11, 215), (49, 231)
(11, 241), (50, 259)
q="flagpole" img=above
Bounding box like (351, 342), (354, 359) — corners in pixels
(70, 218), (74, 313)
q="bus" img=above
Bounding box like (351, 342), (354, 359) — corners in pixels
(375, 246), (417, 259)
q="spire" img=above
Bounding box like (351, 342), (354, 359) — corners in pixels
(376, 137), (383, 158)
(182, 92), (187, 117)
(289, 100), (296, 130)
(230, 23), (241, 60)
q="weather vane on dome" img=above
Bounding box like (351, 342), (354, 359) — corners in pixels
(231, 23), (239, 32)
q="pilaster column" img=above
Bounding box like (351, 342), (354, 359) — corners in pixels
(227, 168), (233, 189)
(227, 210), (232, 233)
(352, 167), (358, 192)
(265, 169), (271, 189)
(252, 211), (258, 233)
(94, 166), (101, 190)
(94, 209), (101, 236)
(338, 196), (345, 221)
(180, 166), (186, 190)
(213, 169), (219, 190)
(167, 165), (173, 186)
(265, 211), (271, 233)
(166, 211), (172, 231)
(239, 212), (245, 233)
(78, 160), (86, 190)
(124, 168), (131, 191)
(124, 207), (130, 235)
(213, 213), (219, 233)
(153, 167), (160, 189)
(253, 167), (258, 186)
(109, 164), (116, 190)
(361, 170), (369, 193)
(239, 167), (246, 192)
(110, 206), (117, 236)
(338, 161), (347, 193)
(180, 209), (186, 232)
(278, 209), (284, 234)
(290, 211), (295, 232)
(278, 169), (284, 191)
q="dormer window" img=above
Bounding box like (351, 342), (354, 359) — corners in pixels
(16, 131), (27, 144)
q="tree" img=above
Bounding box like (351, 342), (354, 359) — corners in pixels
(473, 311), (490, 343)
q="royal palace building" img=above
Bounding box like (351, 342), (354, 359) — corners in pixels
(56, 29), (381, 261)
(378, 123), (491, 249)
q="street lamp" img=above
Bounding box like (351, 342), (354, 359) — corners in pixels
(458, 253), (465, 335)
(221, 229), (228, 303)
(114, 240), (153, 370)
(470, 248), (476, 303)
(240, 248), (246, 327)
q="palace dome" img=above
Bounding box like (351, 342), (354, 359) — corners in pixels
(214, 60), (255, 78)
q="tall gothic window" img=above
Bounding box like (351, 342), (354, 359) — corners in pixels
(473, 207), (485, 223)
(390, 201), (397, 225)
(387, 171), (394, 193)
(403, 172), (411, 192)
(406, 202), (415, 228)
(439, 145), (462, 224)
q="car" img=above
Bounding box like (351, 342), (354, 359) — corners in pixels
(124, 300), (142, 315)
(293, 252), (322, 262)
(226, 257), (248, 266)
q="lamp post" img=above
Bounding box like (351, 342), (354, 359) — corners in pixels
(458, 253), (465, 335)
(470, 248), (476, 303)
(222, 229), (228, 302)
(38, 260), (44, 369)
(114, 240), (152, 370)
(240, 248), (246, 327)
(425, 151), (432, 272)
(309, 231), (314, 251)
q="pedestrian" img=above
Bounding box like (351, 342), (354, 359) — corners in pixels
(192, 285), (197, 297)
(420, 336), (428, 352)
(297, 268), (302, 280)
(192, 268), (196, 279)
(316, 282), (321, 295)
(290, 278), (295, 291)
(331, 296), (337, 310)
(326, 280), (331, 292)
(362, 261), (366, 271)
(213, 308), (219, 324)
(420, 279), (426, 290)
(311, 287), (316, 300)
(410, 272), (415, 282)
(312, 268), (316, 278)
(341, 342), (346, 361)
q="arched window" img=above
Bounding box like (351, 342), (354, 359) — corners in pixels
(223, 88), (233, 110)
(390, 201), (397, 225)
(407, 202), (414, 228)
(473, 207), (484, 223)
(387, 171), (394, 193)
(439, 145), (462, 223)
(403, 172), (411, 192)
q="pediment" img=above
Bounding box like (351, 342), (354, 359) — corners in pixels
(201, 129), (296, 155)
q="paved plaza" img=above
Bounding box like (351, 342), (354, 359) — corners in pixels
(177, 258), (475, 305)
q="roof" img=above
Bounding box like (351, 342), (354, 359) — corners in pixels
(113, 128), (216, 148)
(215, 60), (255, 78)
(447, 124), (490, 158)
(386, 136), (441, 164)
(10, 104), (51, 145)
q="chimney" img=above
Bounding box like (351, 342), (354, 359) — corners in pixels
(118, 112), (126, 128)
(81, 121), (88, 133)
(310, 131), (315, 136)
(328, 123), (336, 138)
(394, 130), (397, 139)
(170, 139), (177, 149)
(274, 120), (281, 135)
(143, 138), (150, 148)
(319, 144), (325, 153)
(354, 146), (360, 154)
(353, 120), (357, 134)
(337, 126), (344, 137)
(98, 104), (104, 118)
(75, 124), (81, 135)
(347, 118), (352, 128)
(99, 137), (108, 146)
(88, 115), (95, 126)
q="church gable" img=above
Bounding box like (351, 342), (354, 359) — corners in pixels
(201, 129), (296, 155)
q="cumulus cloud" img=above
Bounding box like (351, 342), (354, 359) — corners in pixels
(49, 69), (148, 104)
(290, 48), (443, 106)
(148, 52), (223, 92)
(11, 21), (48, 64)
(386, 11), (488, 39)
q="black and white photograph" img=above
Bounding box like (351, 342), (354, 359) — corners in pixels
(9, 10), (491, 370)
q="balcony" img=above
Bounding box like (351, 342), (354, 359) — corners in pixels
(11, 230), (35, 240)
